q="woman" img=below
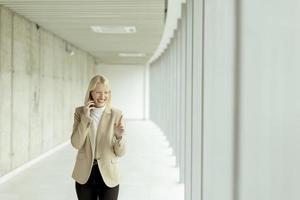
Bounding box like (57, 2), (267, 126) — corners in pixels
(71, 75), (125, 200)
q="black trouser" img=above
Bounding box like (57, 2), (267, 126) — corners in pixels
(75, 162), (119, 200)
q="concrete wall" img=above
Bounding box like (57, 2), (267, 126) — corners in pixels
(0, 7), (96, 176)
(96, 64), (147, 120)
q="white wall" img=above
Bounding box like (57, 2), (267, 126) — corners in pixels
(95, 64), (146, 120)
(149, 0), (300, 200)
(202, 0), (236, 199)
(149, 2), (203, 199)
(238, 1), (300, 200)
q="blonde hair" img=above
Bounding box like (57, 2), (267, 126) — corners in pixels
(84, 75), (111, 106)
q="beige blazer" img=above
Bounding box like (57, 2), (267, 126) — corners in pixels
(70, 105), (126, 187)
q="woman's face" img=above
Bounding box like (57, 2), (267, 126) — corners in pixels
(90, 83), (110, 108)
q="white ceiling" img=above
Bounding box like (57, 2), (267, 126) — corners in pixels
(0, 0), (165, 64)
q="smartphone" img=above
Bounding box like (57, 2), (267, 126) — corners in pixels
(87, 93), (95, 109)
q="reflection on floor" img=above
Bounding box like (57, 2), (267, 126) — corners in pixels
(0, 120), (184, 200)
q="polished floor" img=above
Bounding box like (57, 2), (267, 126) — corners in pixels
(0, 120), (184, 200)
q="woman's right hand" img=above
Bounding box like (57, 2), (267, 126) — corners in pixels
(83, 100), (95, 118)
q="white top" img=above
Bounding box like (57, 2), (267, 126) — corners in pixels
(90, 106), (105, 159)
(91, 106), (105, 125)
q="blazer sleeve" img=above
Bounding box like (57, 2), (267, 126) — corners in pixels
(70, 107), (92, 150)
(113, 113), (126, 157)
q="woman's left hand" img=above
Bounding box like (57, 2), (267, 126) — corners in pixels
(114, 116), (125, 139)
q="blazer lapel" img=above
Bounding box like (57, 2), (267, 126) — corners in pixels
(88, 120), (97, 157)
(95, 106), (111, 147)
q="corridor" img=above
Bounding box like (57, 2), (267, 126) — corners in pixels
(0, 121), (184, 200)
(1, 0), (300, 200)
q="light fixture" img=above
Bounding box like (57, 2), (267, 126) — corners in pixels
(90, 25), (136, 34)
(119, 53), (146, 57)
(65, 43), (75, 56)
(124, 26), (136, 33)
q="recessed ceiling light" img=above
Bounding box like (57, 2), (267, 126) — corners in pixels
(124, 26), (136, 33)
(90, 26), (102, 32)
(90, 25), (136, 33)
(119, 53), (146, 57)
(65, 44), (75, 56)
